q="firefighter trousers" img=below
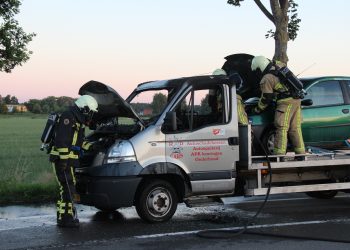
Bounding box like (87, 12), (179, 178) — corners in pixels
(52, 162), (79, 220)
(273, 98), (305, 155)
(237, 94), (249, 125)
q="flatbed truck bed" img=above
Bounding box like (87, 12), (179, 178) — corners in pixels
(238, 125), (350, 196)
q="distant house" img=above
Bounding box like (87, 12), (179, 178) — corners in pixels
(6, 104), (28, 113)
(139, 108), (153, 116)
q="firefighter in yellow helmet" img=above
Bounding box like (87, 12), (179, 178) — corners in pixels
(212, 69), (248, 125)
(49, 95), (98, 227)
(251, 55), (305, 158)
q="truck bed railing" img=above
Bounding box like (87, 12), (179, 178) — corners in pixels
(238, 125), (350, 196)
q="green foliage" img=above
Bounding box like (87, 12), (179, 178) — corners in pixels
(0, 115), (57, 204)
(228, 0), (300, 41)
(0, 0), (21, 19)
(1, 94), (18, 104)
(228, 0), (301, 63)
(287, 0), (301, 41)
(0, 183), (58, 204)
(265, 0), (300, 41)
(200, 94), (211, 114)
(25, 96), (75, 114)
(0, 103), (8, 113)
(131, 102), (150, 114)
(151, 93), (167, 115)
(0, 0), (36, 73)
(227, 0), (242, 6)
(32, 103), (42, 113)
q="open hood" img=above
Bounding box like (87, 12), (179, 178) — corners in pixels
(79, 80), (141, 123)
(221, 53), (262, 100)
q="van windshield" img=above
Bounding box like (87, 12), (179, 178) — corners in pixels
(129, 88), (174, 125)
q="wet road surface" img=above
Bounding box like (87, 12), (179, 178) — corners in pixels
(1, 193), (350, 249)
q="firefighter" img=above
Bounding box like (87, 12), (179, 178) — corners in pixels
(251, 55), (305, 158)
(49, 95), (98, 227)
(212, 69), (248, 125)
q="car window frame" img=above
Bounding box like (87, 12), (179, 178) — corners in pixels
(340, 79), (350, 104)
(302, 79), (346, 109)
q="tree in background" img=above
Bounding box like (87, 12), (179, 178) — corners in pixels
(32, 103), (42, 114)
(24, 96), (75, 114)
(0, 103), (8, 113)
(0, 0), (36, 73)
(10, 95), (18, 104)
(200, 94), (211, 114)
(151, 93), (167, 115)
(227, 0), (301, 64)
(3, 94), (18, 104)
(130, 102), (150, 115)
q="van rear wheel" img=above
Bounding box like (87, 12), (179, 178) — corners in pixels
(135, 179), (178, 223)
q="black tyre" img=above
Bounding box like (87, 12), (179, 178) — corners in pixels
(306, 190), (338, 199)
(135, 179), (178, 223)
(261, 128), (275, 155)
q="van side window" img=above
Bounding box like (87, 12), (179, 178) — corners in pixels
(174, 86), (225, 132)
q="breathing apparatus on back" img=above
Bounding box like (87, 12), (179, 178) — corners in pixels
(40, 95), (98, 153)
(251, 55), (306, 99)
(40, 112), (60, 152)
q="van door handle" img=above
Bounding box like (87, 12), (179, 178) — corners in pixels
(342, 109), (349, 114)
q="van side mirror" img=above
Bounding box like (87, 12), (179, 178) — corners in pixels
(163, 111), (177, 132)
(301, 99), (313, 106)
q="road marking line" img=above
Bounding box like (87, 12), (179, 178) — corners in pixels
(134, 218), (350, 239)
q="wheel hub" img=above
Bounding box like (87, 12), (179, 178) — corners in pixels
(147, 188), (171, 216)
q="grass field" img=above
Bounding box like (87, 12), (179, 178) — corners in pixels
(0, 114), (58, 205)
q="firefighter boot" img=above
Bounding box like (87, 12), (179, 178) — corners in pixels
(57, 214), (80, 228)
(57, 202), (79, 228)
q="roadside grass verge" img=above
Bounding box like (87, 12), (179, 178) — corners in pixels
(0, 114), (59, 205)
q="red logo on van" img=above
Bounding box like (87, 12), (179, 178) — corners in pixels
(171, 153), (183, 159)
(213, 129), (220, 135)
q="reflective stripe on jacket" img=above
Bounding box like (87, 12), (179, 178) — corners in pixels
(256, 73), (293, 112)
(49, 109), (86, 167)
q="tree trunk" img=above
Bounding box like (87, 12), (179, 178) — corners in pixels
(274, 19), (289, 64)
(270, 0), (289, 64)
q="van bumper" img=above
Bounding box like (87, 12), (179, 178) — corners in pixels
(75, 161), (144, 209)
(76, 175), (142, 209)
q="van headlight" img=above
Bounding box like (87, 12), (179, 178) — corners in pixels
(106, 140), (136, 164)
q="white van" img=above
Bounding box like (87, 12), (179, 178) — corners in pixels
(76, 75), (240, 223)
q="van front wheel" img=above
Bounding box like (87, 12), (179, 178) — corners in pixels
(135, 179), (178, 223)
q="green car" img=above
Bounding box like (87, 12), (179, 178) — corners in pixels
(247, 76), (350, 153)
(221, 53), (350, 153)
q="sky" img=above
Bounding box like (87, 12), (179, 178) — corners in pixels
(1, 0), (350, 103)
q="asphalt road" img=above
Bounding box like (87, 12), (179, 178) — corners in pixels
(1, 193), (350, 249)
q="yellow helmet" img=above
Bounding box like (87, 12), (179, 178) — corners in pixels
(251, 56), (271, 72)
(212, 68), (227, 76)
(75, 95), (98, 113)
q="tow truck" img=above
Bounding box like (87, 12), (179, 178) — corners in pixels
(75, 75), (350, 223)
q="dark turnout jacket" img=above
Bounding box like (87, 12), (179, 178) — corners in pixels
(49, 106), (90, 167)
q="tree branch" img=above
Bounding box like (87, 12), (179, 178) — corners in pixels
(254, 0), (275, 24)
(279, 0), (288, 14)
(270, 0), (281, 19)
